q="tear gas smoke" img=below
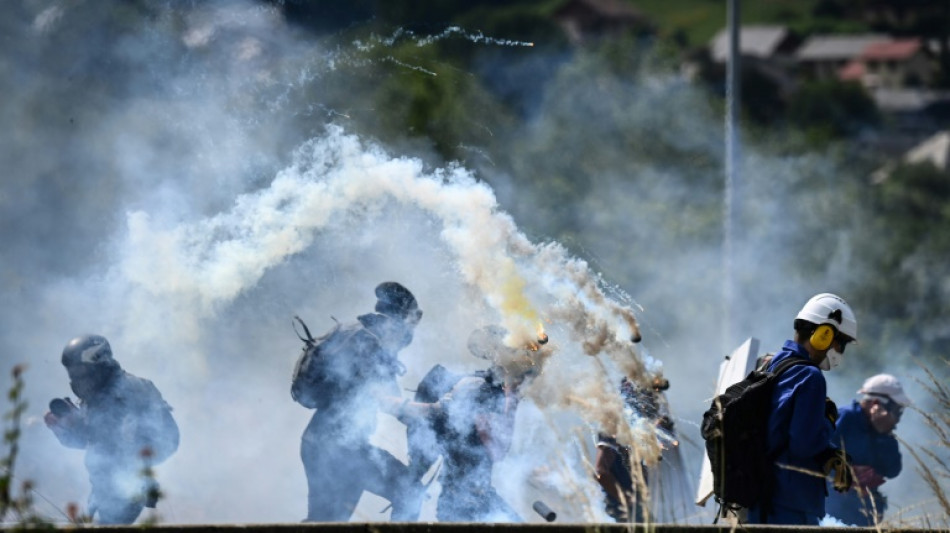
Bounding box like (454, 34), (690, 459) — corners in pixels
(114, 125), (658, 521)
(3, 0), (941, 526)
(10, 126), (664, 523)
(2, 0), (665, 517)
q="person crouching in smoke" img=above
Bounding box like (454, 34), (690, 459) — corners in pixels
(404, 325), (542, 522)
(44, 334), (179, 524)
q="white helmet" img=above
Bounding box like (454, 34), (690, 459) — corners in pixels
(796, 292), (857, 341)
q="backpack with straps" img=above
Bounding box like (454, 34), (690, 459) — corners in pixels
(700, 356), (815, 512)
(290, 315), (354, 410)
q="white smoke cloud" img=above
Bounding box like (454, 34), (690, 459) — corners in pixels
(3, 0), (944, 527)
(108, 125), (657, 522)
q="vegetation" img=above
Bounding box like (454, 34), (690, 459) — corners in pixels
(0, 366), (54, 528)
(899, 360), (950, 527)
(0, 365), (165, 527)
(787, 80), (880, 141)
(855, 162), (950, 365)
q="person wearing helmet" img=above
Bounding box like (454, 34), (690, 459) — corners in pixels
(826, 374), (910, 526)
(403, 325), (542, 522)
(745, 293), (856, 525)
(44, 334), (179, 524)
(298, 281), (426, 522)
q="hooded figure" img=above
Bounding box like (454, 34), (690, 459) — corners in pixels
(298, 281), (425, 522)
(44, 334), (179, 524)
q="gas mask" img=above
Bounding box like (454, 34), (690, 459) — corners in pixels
(819, 349), (844, 371)
(68, 363), (116, 400)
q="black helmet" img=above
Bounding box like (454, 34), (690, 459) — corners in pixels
(374, 282), (421, 323)
(61, 334), (115, 368)
(61, 334), (120, 399)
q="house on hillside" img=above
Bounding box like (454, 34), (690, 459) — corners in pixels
(707, 25), (801, 94)
(796, 34), (889, 81)
(839, 38), (936, 89)
(552, 0), (654, 45)
(708, 25), (800, 64)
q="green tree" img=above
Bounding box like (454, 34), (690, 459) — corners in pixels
(360, 40), (517, 161)
(787, 80), (880, 141)
(853, 162), (950, 363)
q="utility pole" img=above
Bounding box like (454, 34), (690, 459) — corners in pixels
(724, 0), (741, 353)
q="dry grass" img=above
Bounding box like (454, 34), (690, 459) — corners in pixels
(895, 359), (950, 528)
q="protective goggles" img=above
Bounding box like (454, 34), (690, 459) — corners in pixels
(869, 394), (903, 419)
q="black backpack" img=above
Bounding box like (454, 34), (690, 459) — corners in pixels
(700, 357), (815, 512)
(290, 315), (355, 409)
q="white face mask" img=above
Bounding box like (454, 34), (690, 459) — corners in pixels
(819, 349), (844, 371)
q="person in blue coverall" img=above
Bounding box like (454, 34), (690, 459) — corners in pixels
(745, 293), (857, 525)
(826, 374), (910, 526)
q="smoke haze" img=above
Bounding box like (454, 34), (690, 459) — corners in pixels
(1, 0), (943, 526)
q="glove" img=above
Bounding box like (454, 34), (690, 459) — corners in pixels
(853, 465), (886, 491)
(44, 398), (82, 429)
(824, 397), (839, 430)
(816, 448), (853, 493)
(49, 397), (79, 417)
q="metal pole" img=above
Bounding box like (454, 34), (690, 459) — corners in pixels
(724, 0), (741, 353)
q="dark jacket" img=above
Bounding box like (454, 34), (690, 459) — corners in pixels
(49, 368), (178, 522)
(50, 369), (179, 464)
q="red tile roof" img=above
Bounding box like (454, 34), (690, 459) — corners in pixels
(861, 39), (922, 60)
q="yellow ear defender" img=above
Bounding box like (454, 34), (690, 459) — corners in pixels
(811, 324), (836, 351)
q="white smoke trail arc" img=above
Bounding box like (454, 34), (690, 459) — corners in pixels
(121, 125), (646, 426)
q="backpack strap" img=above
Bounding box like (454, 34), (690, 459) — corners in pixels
(769, 355), (816, 376)
(292, 315), (316, 347)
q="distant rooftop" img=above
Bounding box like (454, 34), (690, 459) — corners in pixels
(862, 38), (923, 61)
(872, 88), (950, 112)
(905, 130), (950, 169)
(796, 34), (889, 61)
(873, 129), (950, 182)
(709, 25), (790, 62)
